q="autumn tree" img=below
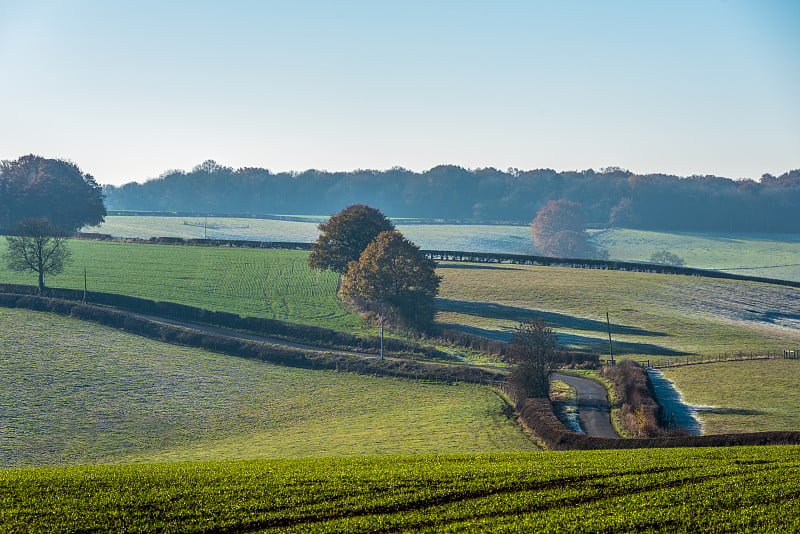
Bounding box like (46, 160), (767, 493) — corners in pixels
(508, 318), (556, 401)
(0, 155), (106, 232)
(308, 204), (395, 273)
(530, 199), (588, 258)
(340, 230), (441, 328)
(3, 218), (71, 292)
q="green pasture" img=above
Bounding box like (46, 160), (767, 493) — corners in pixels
(2, 446), (799, 533)
(660, 360), (800, 434)
(0, 308), (535, 468)
(85, 215), (323, 242)
(436, 263), (800, 359)
(88, 216), (800, 281)
(86, 215), (537, 254)
(0, 239), (364, 331)
(1, 237), (797, 360)
(593, 228), (800, 282)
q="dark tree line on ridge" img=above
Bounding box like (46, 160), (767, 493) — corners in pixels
(103, 160), (800, 233)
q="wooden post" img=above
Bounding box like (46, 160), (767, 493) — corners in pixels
(606, 311), (614, 365)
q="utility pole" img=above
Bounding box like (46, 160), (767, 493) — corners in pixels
(380, 301), (385, 359)
(606, 311), (614, 365)
(83, 268), (87, 302)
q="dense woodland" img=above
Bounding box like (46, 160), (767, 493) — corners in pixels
(104, 162), (800, 233)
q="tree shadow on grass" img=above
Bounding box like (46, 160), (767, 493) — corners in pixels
(437, 323), (688, 356)
(437, 298), (667, 338)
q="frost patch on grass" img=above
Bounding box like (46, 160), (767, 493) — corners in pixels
(646, 369), (705, 436)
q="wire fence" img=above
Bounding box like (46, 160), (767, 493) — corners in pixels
(646, 350), (799, 369)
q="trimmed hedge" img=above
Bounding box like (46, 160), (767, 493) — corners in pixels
(0, 284), (450, 361)
(599, 360), (664, 438)
(517, 397), (800, 450)
(0, 292), (506, 385)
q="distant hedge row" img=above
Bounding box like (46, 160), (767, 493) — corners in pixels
(0, 283), (449, 361)
(0, 292), (506, 385)
(426, 250), (800, 288)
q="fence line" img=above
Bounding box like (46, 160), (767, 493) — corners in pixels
(647, 350), (799, 369)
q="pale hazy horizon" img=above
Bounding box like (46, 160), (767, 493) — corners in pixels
(2, 1), (798, 186)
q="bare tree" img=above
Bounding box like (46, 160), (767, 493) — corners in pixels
(508, 318), (557, 401)
(3, 219), (71, 292)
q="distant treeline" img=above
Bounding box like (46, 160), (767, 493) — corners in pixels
(104, 161), (800, 232)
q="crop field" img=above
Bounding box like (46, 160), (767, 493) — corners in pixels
(436, 263), (800, 359)
(0, 239), (363, 331)
(0, 308), (536, 468)
(2, 445), (799, 532)
(658, 360), (800, 434)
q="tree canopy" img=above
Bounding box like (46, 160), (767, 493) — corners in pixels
(340, 230), (441, 329)
(3, 218), (71, 291)
(0, 155), (106, 232)
(308, 204), (395, 273)
(530, 200), (590, 258)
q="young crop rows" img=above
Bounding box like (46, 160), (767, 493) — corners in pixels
(1, 446), (798, 532)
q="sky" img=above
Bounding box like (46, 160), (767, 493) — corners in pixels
(1, 1), (798, 186)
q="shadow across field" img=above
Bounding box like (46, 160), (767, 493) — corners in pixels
(437, 301), (688, 356)
(437, 299), (665, 337)
(437, 264), (525, 271)
(694, 407), (767, 416)
(556, 332), (688, 356)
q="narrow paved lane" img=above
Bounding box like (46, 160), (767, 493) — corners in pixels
(551, 373), (619, 438)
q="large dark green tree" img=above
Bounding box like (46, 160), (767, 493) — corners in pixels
(340, 230), (441, 328)
(308, 204), (395, 273)
(3, 218), (71, 291)
(0, 155), (106, 232)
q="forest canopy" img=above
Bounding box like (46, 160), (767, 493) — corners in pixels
(102, 161), (800, 233)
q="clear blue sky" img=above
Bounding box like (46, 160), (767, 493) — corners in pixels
(1, 0), (798, 186)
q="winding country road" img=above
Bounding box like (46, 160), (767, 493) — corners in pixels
(551, 373), (619, 438)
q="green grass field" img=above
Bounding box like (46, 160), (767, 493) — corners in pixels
(659, 360), (800, 434)
(593, 228), (800, 282)
(436, 263), (800, 360)
(86, 215), (537, 254)
(2, 446), (798, 533)
(0, 308), (536, 468)
(0, 239), (364, 331)
(1, 238), (796, 360)
(89, 216), (800, 280)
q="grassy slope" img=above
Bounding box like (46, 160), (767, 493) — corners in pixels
(660, 360), (800, 434)
(436, 263), (800, 359)
(0, 308), (536, 468)
(593, 228), (800, 282)
(2, 446), (799, 533)
(0, 239), (363, 331)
